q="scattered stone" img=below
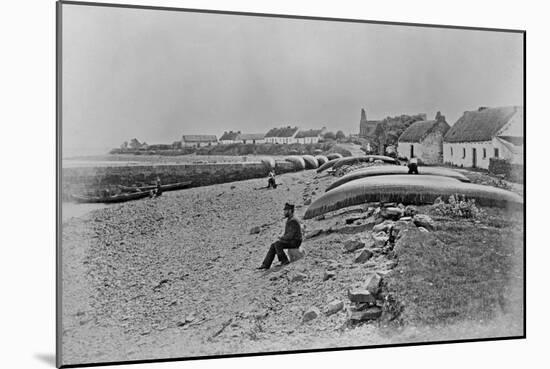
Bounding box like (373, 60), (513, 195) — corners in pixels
(349, 307), (382, 322)
(373, 220), (394, 233)
(302, 307), (320, 323)
(304, 198), (312, 205)
(418, 227), (429, 233)
(433, 196), (444, 205)
(384, 207), (404, 219)
(404, 205), (418, 217)
(306, 229), (323, 239)
(249, 226), (261, 234)
(399, 216), (412, 221)
(254, 310), (269, 319)
(364, 273), (382, 295)
(354, 249), (373, 263)
(323, 270), (336, 281)
(413, 214), (436, 231)
(230, 185), (236, 189)
(343, 239), (365, 253)
(382, 202), (397, 208)
(290, 272), (308, 282)
(315, 215), (326, 221)
(348, 289), (376, 304)
(325, 300), (344, 316)
(288, 248), (305, 262)
(373, 232), (389, 247)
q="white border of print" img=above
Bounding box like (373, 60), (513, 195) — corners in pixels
(1, 0), (546, 369)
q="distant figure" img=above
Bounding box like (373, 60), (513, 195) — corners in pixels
(151, 177), (163, 197)
(257, 203), (302, 270)
(267, 170), (277, 189)
(408, 156), (419, 174)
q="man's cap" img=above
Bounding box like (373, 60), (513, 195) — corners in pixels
(284, 202), (295, 211)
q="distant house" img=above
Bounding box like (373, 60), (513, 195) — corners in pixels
(443, 106), (523, 169)
(264, 126), (300, 144)
(181, 135), (218, 148)
(219, 131), (241, 145)
(238, 133), (266, 144)
(295, 127), (327, 144)
(397, 112), (450, 164)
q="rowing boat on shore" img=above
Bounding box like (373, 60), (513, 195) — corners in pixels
(118, 181), (193, 193)
(71, 191), (151, 204)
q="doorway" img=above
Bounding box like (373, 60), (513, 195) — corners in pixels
(472, 148), (477, 168)
(410, 145), (414, 158)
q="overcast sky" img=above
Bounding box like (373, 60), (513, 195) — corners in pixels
(62, 4), (523, 155)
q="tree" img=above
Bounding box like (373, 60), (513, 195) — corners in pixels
(335, 130), (346, 140)
(120, 141), (128, 150)
(323, 131), (336, 140)
(129, 138), (142, 149)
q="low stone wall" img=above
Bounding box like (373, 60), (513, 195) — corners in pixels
(489, 158), (524, 183)
(62, 160), (297, 200)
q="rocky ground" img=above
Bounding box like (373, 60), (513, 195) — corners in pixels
(61, 167), (524, 366)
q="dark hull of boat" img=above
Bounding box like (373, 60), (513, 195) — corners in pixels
(71, 191), (151, 204)
(119, 181), (192, 193)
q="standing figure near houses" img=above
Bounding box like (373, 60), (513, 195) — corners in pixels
(267, 170), (277, 189)
(257, 203), (302, 270)
(408, 156), (419, 174)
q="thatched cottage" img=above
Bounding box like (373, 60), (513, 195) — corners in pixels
(238, 133), (266, 144)
(443, 106), (524, 169)
(181, 135), (218, 148)
(219, 131), (241, 144)
(295, 128), (327, 144)
(264, 126), (300, 144)
(397, 112), (450, 164)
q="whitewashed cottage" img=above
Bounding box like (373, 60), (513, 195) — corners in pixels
(443, 106), (524, 169)
(295, 128), (326, 144)
(397, 112), (450, 164)
(264, 126), (299, 144)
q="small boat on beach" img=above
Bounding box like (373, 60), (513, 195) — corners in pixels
(118, 181), (192, 193)
(71, 191), (151, 204)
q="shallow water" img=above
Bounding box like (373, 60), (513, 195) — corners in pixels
(61, 202), (112, 222)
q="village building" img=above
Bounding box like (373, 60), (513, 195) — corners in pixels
(295, 127), (327, 144)
(264, 126), (300, 144)
(358, 108), (380, 138)
(181, 135), (218, 148)
(237, 133), (266, 144)
(219, 131), (241, 145)
(443, 106), (524, 169)
(397, 112), (450, 164)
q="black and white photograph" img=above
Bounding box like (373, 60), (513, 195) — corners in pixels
(57, 1), (525, 367)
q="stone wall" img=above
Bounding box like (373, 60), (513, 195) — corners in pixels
(489, 158), (524, 183)
(62, 161), (296, 200)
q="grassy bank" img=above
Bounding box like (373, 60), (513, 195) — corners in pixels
(384, 206), (523, 328)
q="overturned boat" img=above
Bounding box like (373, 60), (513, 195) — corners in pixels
(325, 166), (471, 192)
(304, 174), (523, 219)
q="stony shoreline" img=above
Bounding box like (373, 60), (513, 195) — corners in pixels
(61, 168), (523, 366)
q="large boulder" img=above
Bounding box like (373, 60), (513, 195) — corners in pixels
(364, 273), (382, 295)
(325, 300), (344, 316)
(413, 214), (436, 231)
(287, 247), (305, 262)
(373, 220), (395, 233)
(302, 307), (320, 323)
(343, 239), (365, 253)
(372, 232), (389, 247)
(354, 249), (373, 263)
(348, 289), (376, 304)
(349, 307), (382, 322)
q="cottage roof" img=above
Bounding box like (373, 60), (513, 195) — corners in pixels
(238, 133), (265, 140)
(444, 106), (522, 143)
(295, 129), (324, 138)
(265, 126), (299, 138)
(182, 135), (218, 142)
(219, 131), (240, 141)
(399, 120), (449, 142)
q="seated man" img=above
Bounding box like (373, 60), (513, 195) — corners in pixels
(257, 203), (302, 269)
(267, 170), (277, 189)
